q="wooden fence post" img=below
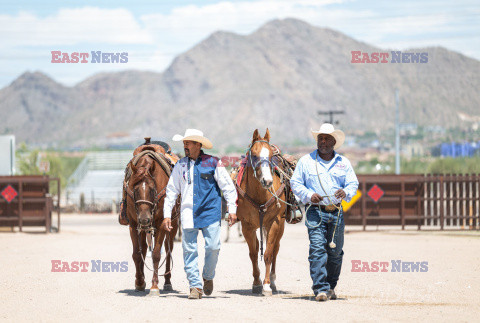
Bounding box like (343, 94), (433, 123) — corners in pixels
(401, 178), (405, 230)
(440, 175), (444, 230)
(362, 179), (366, 231)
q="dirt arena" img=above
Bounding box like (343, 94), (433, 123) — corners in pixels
(1, 214), (479, 322)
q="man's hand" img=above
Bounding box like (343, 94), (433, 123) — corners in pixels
(310, 193), (323, 204)
(161, 218), (173, 232)
(334, 189), (346, 200)
(227, 213), (237, 227)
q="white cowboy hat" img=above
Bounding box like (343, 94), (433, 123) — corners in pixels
(311, 123), (345, 150)
(172, 129), (213, 149)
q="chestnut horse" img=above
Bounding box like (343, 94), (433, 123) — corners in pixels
(236, 129), (287, 296)
(125, 151), (179, 295)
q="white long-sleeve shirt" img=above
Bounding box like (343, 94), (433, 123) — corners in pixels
(163, 154), (237, 229)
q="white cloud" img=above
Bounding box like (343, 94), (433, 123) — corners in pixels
(0, 0), (478, 88)
(140, 0), (350, 52)
(0, 7), (153, 46)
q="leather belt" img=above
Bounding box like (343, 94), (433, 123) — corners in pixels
(306, 203), (341, 213)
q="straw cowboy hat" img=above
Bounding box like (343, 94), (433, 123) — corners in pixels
(311, 123), (345, 150)
(172, 129), (213, 149)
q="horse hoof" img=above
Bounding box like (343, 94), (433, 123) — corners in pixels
(148, 288), (160, 296)
(135, 282), (146, 291)
(163, 284), (173, 291)
(262, 284), (272, 296)
(270, 284), (278, 293)
(270, 274), (277, 293)
(252, 285), (263, 294)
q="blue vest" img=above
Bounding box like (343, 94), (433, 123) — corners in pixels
(192, 153), (222, 228)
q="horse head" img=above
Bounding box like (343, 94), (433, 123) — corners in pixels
(129, 156), (158, 230)
(248, 129), (274, 189)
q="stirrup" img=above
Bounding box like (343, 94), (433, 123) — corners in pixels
(286, 205), (303, 224)
(118, 199), (129, 225)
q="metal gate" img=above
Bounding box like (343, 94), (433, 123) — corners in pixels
(344, 174), (480, 230)
(0, 176), (60, 232)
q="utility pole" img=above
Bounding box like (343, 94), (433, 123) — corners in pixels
(395, 89), (400, 175)
(317, 110), (345, 125)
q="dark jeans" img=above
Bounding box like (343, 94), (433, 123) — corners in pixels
(305, 206), (345, 295)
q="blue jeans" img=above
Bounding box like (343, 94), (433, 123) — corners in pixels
(305, 206), (345, 295)
(182, 221), (221, 289)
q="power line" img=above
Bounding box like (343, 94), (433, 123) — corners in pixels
(317, 110), (345, 125)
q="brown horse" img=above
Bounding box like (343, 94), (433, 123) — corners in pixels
(236, 129), (287, 296)
(125, 152), (179, 295)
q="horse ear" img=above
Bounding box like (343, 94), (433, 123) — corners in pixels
(148, 160), (155, 173)
(130, 161), (137, 173)
(264, 128), (270, 142)
(253, 129), (260, 141)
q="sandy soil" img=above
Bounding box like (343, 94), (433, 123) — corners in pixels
(1, 214), (479, 322)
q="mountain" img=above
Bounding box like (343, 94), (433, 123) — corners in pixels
(1, 18), (479, 149)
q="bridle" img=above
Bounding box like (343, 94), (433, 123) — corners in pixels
(123, 166), (173, 274)
(246, 139), (274, 182)
(124, 169), (167, 230)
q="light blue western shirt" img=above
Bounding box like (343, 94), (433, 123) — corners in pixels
(290, 150), (359, 205)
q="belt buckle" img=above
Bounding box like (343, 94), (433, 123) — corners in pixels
(324, 204), (337, 212)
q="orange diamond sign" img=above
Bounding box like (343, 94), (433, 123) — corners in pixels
(1, 185), (18, 203)
(367, 184), (384, 203)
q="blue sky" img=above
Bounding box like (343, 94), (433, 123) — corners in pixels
(0, 0), (479, 88)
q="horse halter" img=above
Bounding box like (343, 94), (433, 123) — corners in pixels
(247, 139), (274, 182)
(125, 168), (167, 233)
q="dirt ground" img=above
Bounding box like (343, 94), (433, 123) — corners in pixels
(1, 214), (479, 322)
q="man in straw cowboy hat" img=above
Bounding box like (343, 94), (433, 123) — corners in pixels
(290, 123), (359, 302)
(162, 129), (238, 299)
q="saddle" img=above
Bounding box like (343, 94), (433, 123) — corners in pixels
(132, 138), (179, 168)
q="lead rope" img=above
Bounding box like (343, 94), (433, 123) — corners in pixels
(314, 151), (343, 248)
(139, 230), (174, 275)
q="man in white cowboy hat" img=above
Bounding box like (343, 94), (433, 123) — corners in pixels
(162, 129), (238, 299)
(290, 123), (359, 302)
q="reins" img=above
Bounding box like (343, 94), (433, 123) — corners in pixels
(138, 229), (174, 275)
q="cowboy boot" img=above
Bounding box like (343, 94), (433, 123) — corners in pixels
(118, 198), (129, 225)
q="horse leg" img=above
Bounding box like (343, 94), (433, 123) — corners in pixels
(163, 224), (177, 291)
(270, 239), (281, 293)
(241, 222), (262, 293)
(139, 231), (148, 289)
(148, 230), (163, 296)
(270, 221), (285, 293)
(130, 227), (146, 291)
(262, 218), (284, 296)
